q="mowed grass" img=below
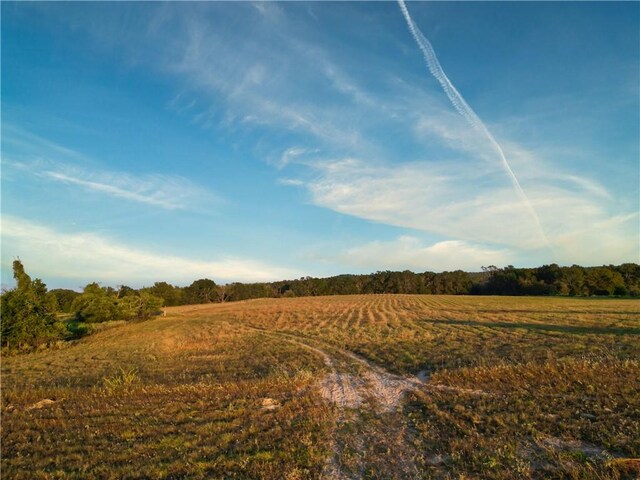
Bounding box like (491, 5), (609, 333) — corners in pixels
(2, 295), (639, 479)
(1, 312), (333, 479)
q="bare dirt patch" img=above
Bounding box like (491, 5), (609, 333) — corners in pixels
(247, 327), (425, 479)
(319, 373), (364, 409)
(248, 328), (422, 413)
(26, 399), (59, 411)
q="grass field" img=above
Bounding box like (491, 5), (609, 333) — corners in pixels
(2, 295), (639, 479)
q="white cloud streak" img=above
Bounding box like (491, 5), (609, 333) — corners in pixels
(397, 0), (550, 248)
(40, 168), (217, 211)
(3, 125), (219, 211)
(12, 4), (635, 270)
(276, 147), (319, 169)
(1, 215), (298, 285)
(335, 236), (509, 272)
(302, 158), (541, 248)
(290, 156), (639, 264)
(2, 124), (91, 164)
(154, 6), (386, 157)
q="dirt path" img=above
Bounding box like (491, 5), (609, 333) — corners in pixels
(247, 327), (423, 411)
(246, 326), (429, 479)
(245, 326), (496, 479)
(248, 327), (488, 408)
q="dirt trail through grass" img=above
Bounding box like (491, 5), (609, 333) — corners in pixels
(4, 296), (638, 479)
(246, 326), (427, 479)
(247, 326), (422, 412)
(248, 326), (488, 409)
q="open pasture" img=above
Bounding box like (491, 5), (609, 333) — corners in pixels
(2, 295), (639, 479)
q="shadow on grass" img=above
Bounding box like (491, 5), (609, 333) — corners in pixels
(474, 309), (640, 315)
(421, 319), (640, 336)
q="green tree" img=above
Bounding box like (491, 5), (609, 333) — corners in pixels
(564, 265), (586, 296)
(482, 266), (522, 295)
(584, 267), (625, 296)
(185, 279), (220, 304)
(46, 289), (81, 313)
(614, 263), (640, 296)
(71, 283), (119, 322)
(116, 285), (136, 298)
(0, 260), (64, 350)
(225, 282), (273, 301)
(142, 281), (185, 306)
(117, 292), (164, 320)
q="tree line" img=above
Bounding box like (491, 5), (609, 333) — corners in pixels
(2, 261), (638, 351)
(1, 261), (164, 351)
(136, 263), (638, 304)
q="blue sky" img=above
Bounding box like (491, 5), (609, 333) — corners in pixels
(2, 1), (638, 289)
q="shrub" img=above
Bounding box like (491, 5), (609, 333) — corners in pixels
(0, 261), (64, 351)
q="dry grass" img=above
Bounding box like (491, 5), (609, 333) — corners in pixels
(2, 295), (639, 479)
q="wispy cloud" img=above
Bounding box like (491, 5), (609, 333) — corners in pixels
(7, 3), (636, 272)
(276, 147), (319, 169)
(331, 236), (509, 272)
(398, 0), (548, 247)
(2, 124), (91, 164)
(2, 125), (220, 211)
(297, 158), (541, 248)
(286, 156), (638, 264)
(40, 168), (218, 211)
(1, 215), (298, 285)
(22, 4), (525, 168)
(155, 4), (390, 157)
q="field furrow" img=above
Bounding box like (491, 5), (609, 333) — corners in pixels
(2, 295), (639, 479)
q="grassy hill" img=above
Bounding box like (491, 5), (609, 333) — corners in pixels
(2, 295), (639, 479)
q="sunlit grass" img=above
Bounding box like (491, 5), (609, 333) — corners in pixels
(2, 295), (638, 478)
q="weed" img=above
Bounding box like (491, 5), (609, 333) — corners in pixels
(102, 367), (139, 392)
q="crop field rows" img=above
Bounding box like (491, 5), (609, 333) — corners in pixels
(2, 295), (639, 479)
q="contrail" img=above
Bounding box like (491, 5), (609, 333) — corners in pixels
(397, 0), (551, 248)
